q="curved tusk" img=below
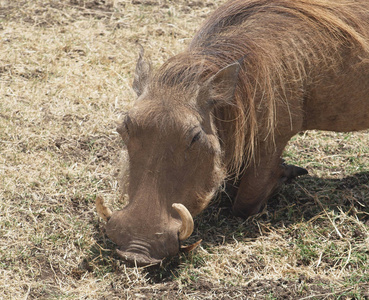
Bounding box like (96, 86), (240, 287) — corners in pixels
(172, 203), (194, 240)
(96, 195), (112, 222)
(180, 239), (202, 253)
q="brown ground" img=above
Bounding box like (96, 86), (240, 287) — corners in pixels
(1, 0), (368, 299)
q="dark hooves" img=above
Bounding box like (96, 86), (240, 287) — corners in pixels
(280, 162), (308, 183)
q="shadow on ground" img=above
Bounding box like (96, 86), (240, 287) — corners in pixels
(150, 171), (369, 280)
(84, 171), (369, 297)
(184, 171), (369, 245)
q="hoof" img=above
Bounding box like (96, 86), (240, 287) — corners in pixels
(280, 161), (308, 183)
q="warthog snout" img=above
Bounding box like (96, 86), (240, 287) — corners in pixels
(96, 196), (196, 266)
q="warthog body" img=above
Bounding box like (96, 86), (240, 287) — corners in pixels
(97, 0), (369, 266)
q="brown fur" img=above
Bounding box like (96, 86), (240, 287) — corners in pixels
(151, 0), (369, 176)
(103, 0), (369, 266)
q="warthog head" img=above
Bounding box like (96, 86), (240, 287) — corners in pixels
(96, 50), (240, 266)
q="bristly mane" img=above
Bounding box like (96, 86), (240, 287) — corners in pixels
(151, 0), (369, 177)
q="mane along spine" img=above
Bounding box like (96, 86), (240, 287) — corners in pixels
(153, 0), (369, 177)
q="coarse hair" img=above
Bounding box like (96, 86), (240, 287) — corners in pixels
(151, 0), (369, 177)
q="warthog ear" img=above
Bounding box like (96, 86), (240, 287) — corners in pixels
(132, 45), (151, 97)
(199, 62), (241, 109)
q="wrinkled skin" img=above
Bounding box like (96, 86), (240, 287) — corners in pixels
(105, 205), (181, 266)
(98, 61), (234, 266)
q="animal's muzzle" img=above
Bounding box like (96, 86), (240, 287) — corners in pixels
(116, 240), (162, 266)
(116, 248), (162, 267)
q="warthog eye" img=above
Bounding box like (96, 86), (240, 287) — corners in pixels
(190, 131), (202, 146)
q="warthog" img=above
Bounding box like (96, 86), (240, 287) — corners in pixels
(96, 0), (369, 266)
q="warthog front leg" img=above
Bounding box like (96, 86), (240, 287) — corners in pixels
(232, 154), (308, 218)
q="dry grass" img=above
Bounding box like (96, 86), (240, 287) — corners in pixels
(0, 0), (368, 299)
